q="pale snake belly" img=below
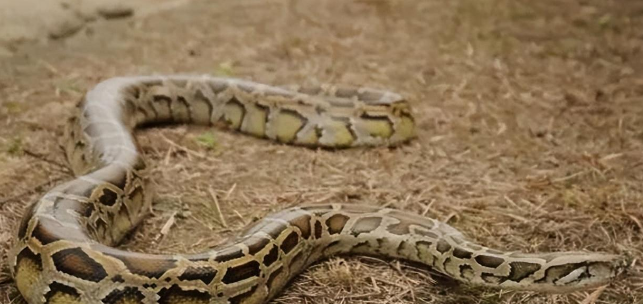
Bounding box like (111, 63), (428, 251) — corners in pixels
(9, 75), (630, 304)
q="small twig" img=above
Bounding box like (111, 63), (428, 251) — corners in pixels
(22, 149), (72, 174)
(159, 133), (206, 158)
(156, 211), (176, 241)
(208, 187), (228, 228)
(579, 285), (607, 304)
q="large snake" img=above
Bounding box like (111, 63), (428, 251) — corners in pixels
(9, 75), (630, 304)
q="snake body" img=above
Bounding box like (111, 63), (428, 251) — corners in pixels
(9, 75), (629, 304)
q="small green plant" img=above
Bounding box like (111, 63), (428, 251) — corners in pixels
(6, 136), (23, 155)
(215, 61), (234, 76)
(195, 132), (217, 149)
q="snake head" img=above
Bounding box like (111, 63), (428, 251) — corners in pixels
(533, 253), (633, 293)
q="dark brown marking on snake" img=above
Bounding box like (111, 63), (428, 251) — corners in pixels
(280, 231), (299, 254)
(52, 247), (108, 282)
(313, 220), (323, 239)
(243, 236), (271, 255)
(263, 245), (279, 267)
(178, 266), (217, 285)
(101, 286), (145, 304)
(475, 255), (505, 268)
(350, 216), (382, 236)
(436, 239), (452, 254)
(326, 213), (350, 235)
(45, 282), (80, 303)
(228, 286), (258, 304)
(98, 188), (119, 206)
(289, 214), (312, 239)
(111, 275), (124, 283)
(214, 246), (244, 262)
(222, 260), (261, 284)
(507, 261), (541, 282)
(157, 285), (210, 304)
(387, 221), (412, 235)
(452, 247), (473, 259)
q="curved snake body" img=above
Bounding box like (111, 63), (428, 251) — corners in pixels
(9, 76), (629, 304)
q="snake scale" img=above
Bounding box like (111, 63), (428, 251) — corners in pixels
(9, 75), (630, 304)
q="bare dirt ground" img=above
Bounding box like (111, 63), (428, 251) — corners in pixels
(1, 0), (642, 303)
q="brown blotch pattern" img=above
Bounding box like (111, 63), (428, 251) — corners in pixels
(98, 188), (119, 206)
(350, 216), (382, 236)
(289, 214), (312, 239)
(313, 220), (322, 239)
(178, 266), (217, 285)
(263, 245), (280, 267)
(279, 231), (299, 254)
(52, 247), (107, 282)
(452, 247), (473, 259)
(325, 213), (350, 235)
(436, 239), (452, 254)
(475, 255), (505, 268)
(222, 260), (261, 284)
(157, 285), (210, 304)
(101, 287), (145, 304)
(507, 261), (541, 282)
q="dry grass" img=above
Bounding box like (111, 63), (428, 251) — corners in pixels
(1, 0), (642, 303)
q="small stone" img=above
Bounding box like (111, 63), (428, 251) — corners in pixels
(48, 17), (85, 40)
(97, 4), (134, 20)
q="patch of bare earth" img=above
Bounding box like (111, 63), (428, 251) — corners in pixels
(0, 0), (642, 303)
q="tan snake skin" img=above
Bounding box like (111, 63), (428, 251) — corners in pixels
(9, 75), (630, 304)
